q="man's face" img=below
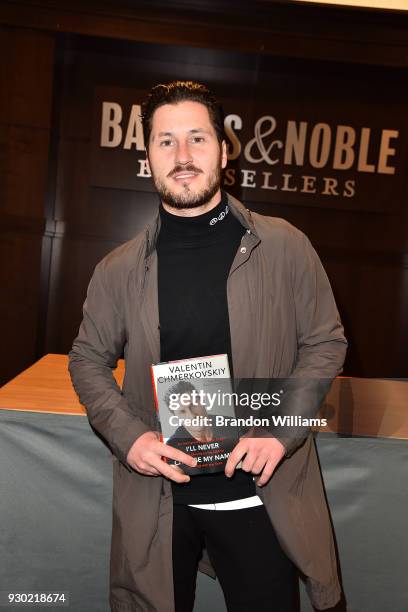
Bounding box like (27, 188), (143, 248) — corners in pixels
(147, 100), (227, 211)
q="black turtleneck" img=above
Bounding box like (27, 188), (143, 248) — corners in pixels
(156, 190), (256, 504)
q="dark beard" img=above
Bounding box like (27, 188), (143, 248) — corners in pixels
(151, 163), (222, 210)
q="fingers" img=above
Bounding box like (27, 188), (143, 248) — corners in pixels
(237, 443), (276, 485)
(226, 438), (284, 483)
(225, 439), (248, 477)
(128, 433), (197, 482)
(149, 455), (191, 483)
(133, 454), (191, 483)
(135, 441), (194, 483)
(256, 459), (277, 487)
(242, 451), (268, 475)
(160, 443), (198, 469)
(172, 465), (185, 474)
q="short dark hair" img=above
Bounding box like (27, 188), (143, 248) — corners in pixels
(141, 80), (225, 150)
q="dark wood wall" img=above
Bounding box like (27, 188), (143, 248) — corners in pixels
(1, 0), (408, 385)
(0, 26), (55, 385)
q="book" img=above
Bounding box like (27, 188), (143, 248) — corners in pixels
(151, 354), (240, 475)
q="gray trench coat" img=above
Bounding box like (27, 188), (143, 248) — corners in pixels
(69, 192), (347, 611)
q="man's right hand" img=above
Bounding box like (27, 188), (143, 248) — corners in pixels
(126, 431), (197, 483)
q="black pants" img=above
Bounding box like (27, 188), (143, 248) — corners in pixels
(172, 504), (299, 612)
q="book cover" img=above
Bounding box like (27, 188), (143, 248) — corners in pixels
(151, 354), (240, 475)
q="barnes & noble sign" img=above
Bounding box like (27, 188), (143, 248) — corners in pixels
(90, 88), (404, 212)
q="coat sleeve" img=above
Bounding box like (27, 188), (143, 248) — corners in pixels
(272, 230), (348, 457)
(68, 261), (150, 469)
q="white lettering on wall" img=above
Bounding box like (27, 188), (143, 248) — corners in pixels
(100, 102), (123, 147)
(378, 130), (398, 175)
(244, 116), (283, 165)
(333, 126), (356, 170)
(241, 169), (256, 188)
(224, 114), (242, 160)
(136, 159), (151, 177)
(99, 102), (399, 183)
(123, 105), (144, 150)
(309, 123), (331, 169)
(284, 121), (307, 166)
(357, 128), (376, 173)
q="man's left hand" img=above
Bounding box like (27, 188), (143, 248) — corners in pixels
(225, 436), (286, 486)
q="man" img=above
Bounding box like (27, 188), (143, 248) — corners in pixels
(69, 80), (347, 612)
